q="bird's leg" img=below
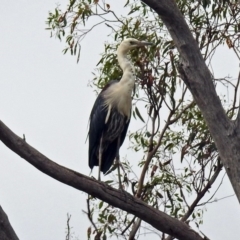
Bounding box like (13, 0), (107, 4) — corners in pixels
(116, 137), (122, 189)
(98, 138), (103, 181)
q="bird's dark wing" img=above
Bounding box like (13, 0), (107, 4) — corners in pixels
(88, 94), (106, 170)
(88, 80), (119, 170)
(101, 137), (119, 174)
(120, 112), (131, 147)
(101, 109), (130, 174)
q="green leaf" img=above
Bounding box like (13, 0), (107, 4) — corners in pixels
(99, 201), (103, 209)
(135, 106), (145, 123)
(104, 180), (114, 184)
(108, 214), (116, 224)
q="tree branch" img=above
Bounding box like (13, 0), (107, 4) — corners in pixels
(141, 0), (240, 202)
(0, 120), (205, 240)
(0, 205), (19, 240)
(128, 218), (141, 240)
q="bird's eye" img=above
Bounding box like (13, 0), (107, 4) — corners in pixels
(130, 41), (134, 45)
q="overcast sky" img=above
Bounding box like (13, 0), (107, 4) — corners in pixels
(0, 1), (240, 240)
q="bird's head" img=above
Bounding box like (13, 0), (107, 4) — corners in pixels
(118, 38), (153, 53)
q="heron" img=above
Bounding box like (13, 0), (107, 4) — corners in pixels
(88, 38), (153, 185)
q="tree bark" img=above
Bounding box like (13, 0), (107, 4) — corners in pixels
(0, 120), (204, 240)
(141, 0), (240, 202)
(0, 205), (19, 240)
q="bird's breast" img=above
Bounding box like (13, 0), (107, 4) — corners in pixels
(103, 82), (132, 119)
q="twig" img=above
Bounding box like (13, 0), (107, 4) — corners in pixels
(136, 111), (173, 197)
(82, 196), (98, 233)
(121, 216), (137, 235)
(128, 218), (142, 240)
(66, 213), (71, 240)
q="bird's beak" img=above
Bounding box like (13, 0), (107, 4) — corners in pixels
(137, 41), (154, 46)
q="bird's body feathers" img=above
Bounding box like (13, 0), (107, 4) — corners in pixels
(88, 80), (130, 174)
(103, 80), (133, 119)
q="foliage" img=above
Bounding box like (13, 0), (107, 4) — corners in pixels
(47, 0), (240, 239)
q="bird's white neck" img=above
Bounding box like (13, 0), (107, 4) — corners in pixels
(117, 48), (135, 91)
(102, 46), (136, 119)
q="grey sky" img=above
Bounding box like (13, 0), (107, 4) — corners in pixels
(0, 1), (240, 239)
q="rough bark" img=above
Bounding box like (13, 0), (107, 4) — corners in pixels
(0, 120), (204, 240)
(0, 206), (19, 240)
(141, 0), (240, 202)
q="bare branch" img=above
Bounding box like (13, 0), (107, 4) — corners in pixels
(128, 218), (141, 240)
(0, 120), (205, 240)
(121, 216), (137, 235)
(136, 111), (173, 198)
(66, 214), (71, 240)
(82, 196), (98, 232)
(0, 205), (19, 240)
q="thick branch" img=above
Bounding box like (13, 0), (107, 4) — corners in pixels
(0, 205), (19, 240)
(141, 0), (240, 202)
(0, 120), (205, 240)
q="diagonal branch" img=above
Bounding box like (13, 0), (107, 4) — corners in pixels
(0, 120), (205, 240)
(0, 205), (19, 240)
(141, 0), (240, 203)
